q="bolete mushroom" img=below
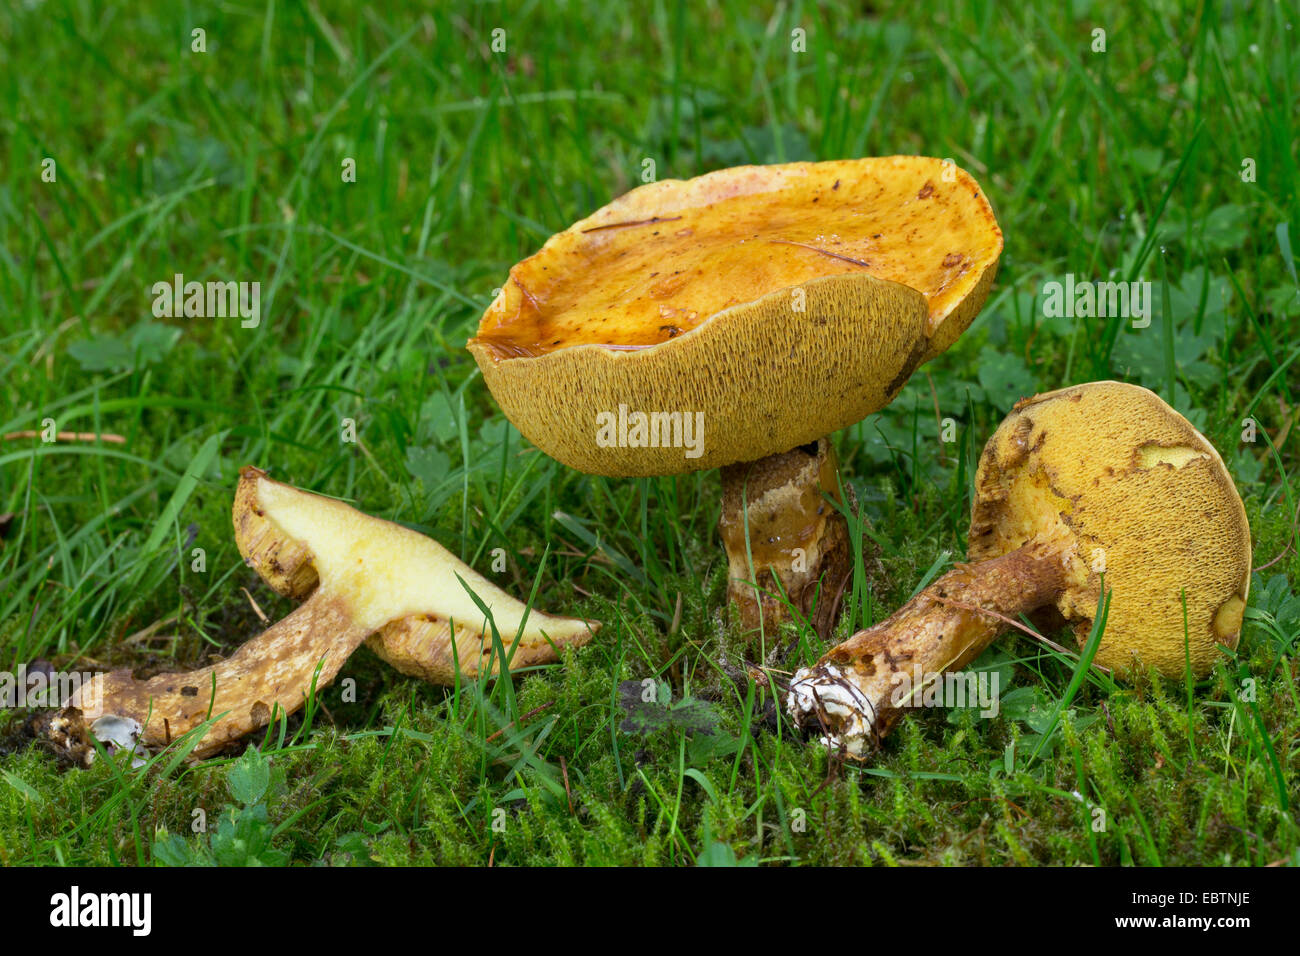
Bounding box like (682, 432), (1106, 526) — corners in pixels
(787, 381), (1252, 755)
(467, 157), (1002, 644)
(60, 467), (597, 760)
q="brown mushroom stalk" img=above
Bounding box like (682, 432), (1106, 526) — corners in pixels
(788, 382), (1252, 757)
(787, 532), (1079, 754)
(62, 468), (598, 760)
(718, 439), (853, 643)
(73, 593), (371, 759)
(466, 157), (1004, 647)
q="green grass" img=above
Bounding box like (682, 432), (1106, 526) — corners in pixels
(1, 0), (1297, 866)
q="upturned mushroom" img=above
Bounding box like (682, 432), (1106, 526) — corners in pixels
(57, 467), (597, 760)
(787, 381), (1252, 755)
(467, 157), (1002, 644)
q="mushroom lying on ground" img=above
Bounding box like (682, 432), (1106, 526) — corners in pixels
(56, 467), (597, 761)
(787, 381), (1252, 756)
(468, 157), (1003, 646)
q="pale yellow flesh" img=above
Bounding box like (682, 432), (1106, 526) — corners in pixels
(255, 478), (591, 646)
(65, 472), (597, 760)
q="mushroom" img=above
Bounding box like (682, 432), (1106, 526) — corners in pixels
(61, 467), (598, 760)
(787, 381), (1252, 755)
(467, 157), (1003, 644)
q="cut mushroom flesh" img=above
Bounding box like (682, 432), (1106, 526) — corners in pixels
(54, 468), (598, 761)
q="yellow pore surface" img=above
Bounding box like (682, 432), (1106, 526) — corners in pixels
(969, 381), (1252, 677)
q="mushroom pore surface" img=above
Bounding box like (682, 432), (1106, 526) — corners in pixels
(970, 381), (1251, 677)
(465, 157), (1003, 476)
(786, 381), (1252, 757)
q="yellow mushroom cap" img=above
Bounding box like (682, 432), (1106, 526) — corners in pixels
(468, 157), (1003, 476)
(968, 381), (1252, 678)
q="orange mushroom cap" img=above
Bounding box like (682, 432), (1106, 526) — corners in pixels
(469, 157), (1003, 476)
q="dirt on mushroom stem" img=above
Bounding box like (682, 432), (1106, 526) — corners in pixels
(65, 592), (370, 760)
(41, 467), (600, 764)
(787, 532), (1078, 755)
(718, 438), (854, 649)
(787, 381), (1252, 758)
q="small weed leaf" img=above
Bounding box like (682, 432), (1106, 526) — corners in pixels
(405, 444), (451, 488)
(227, 748), (271, 806)
(976, 346), (1038, 407)
(152, 749), (287, 866)
(616, 679), (719, 736)
(68, 321), (181, 372)
(331, 831), (380, 867)
(696, 841), (758, 867)
(1000, 686), (1056, 734)
(1245, 573), (1300, 654)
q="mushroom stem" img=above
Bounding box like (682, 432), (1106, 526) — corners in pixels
(787, 533), (1076, 755)
(718, 438), (853, 647)
(41, 468), (601, 765)
(70, 591), (370, 759)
